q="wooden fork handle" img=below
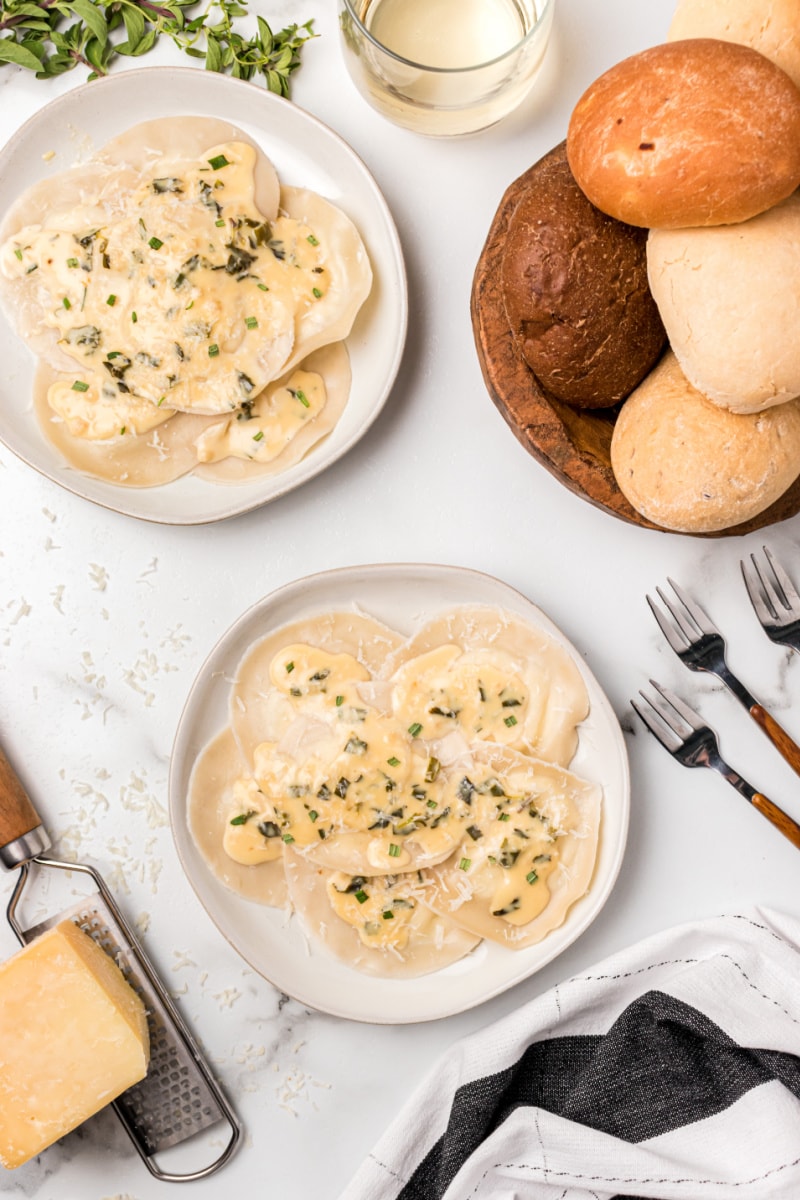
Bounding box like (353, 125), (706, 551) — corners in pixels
(751, 791), (800, 850)
(0, 745), (44, 853)
(750, 705), (800, 777)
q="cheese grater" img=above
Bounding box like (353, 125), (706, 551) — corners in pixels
(0, 745), (242, 1182)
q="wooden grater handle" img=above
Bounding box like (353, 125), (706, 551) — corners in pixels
(0, 745), (45, 854)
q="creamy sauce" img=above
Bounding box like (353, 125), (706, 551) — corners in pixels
(0, 117), (372, 487)
(2, 142), (325, 418)
(325, 871), (424, 950)
(391, 644), (530, 743)
(195, 369), (326, 464)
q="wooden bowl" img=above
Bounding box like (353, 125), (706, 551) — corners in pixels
(471, 142), (800, 537)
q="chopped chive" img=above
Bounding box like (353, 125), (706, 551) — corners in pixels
(295, 389), (310, 408)
(67, 257), (79, 268)
(307, 234), (319, 246)
(526, 870), (539, 885)
(408, 722), (423, 738)
(382, 910), (394, 920)
(119, 426), (126, 435)
(208, 343), (219, 357)
(107, 351), (120, 359)
(312, 287), (322, 298)
(229, 810), (256, 825)
(426, 799), (438, 809)
(185, 300), (194, 310)
(504, 715), (518, 727)
(131, 311), (138, 323)
(285, 661), (295, 673)
(245, 316), (258, 330)
(458, 857), (472, 872)
(308, 810), (318, 822)
(157, 396), (165, 406)
(388, 843), (400, 858)
(498, 812), (510, 822)
(354, 889), (368, 904)
(424, 756), (440, 783)
(148, 236), (163, 250)
(335, 695), (344, 707)
(106, 294), (116, 307)
(13, 248), (23, 261)
(257, 282), (269, 291)
(70, 380), (89, 392)
(62, 297), (71, 310)
(215, 218), (225, 227)
(208, 154), (230, 170)
(282, 833), (295, 844)
(253, 430), (264, 442)
(387, 756), (400, 767)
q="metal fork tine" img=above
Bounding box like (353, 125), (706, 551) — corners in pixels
(655, 585), (697, 644)
(631, 695), (683, 753)
(643, 681), (693, 737)
(666, 577), (719, 637)
(741, 555), (777, 623)
(764, 546), (800, 611)
(649, 679), (705, 732)
(646, 593), (688, 653)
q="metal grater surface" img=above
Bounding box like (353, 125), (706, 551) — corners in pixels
(22, 894), (225, 1155)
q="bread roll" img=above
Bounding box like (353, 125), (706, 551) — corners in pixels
(647, 193), (800, 413)
(567, 39), (800, 228)
(668, 0), (800, 90)
(500, 144), (665, 408)
(610, 352), (800, 532)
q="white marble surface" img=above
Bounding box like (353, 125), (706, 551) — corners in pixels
(1, 1), (799, 1197)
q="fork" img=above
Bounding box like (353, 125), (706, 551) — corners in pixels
(741, 545), (800, 656)
(647, 578), (800, 778)
(632, 682), (800, 850)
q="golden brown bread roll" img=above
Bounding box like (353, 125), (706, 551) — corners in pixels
(567, 39), (800, 229)
(500, 143), (665, 408)
(668, 0), (800, 89)
(610, 352), (800, 532)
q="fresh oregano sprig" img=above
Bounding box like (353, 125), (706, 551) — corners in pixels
(0, 0), (316, 95)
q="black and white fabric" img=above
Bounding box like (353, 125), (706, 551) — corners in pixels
(341, 909), (800, 1200)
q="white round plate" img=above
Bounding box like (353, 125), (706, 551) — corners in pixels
(0, 67), (407, 525)
(170, 564), (630, 1024)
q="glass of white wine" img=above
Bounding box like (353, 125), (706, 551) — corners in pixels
(338, 0), (555, 136)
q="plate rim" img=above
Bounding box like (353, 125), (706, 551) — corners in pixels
(168, 561), (631, 1024)
(0, 66), (408, 525)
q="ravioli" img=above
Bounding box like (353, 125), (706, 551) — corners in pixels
(384, 607), (590, 767)
(187, 726), (287, 907)
(230, 611), (404, 766)
(422, 745), (601, 948)
(284, 848), (480, 978)
(188, 603), (601, 977)
(0, 117), (371, 488)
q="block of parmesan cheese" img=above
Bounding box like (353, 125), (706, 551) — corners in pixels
(0, 919), (150, 1170)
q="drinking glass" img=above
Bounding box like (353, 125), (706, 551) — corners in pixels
(338, 0), (555, 136)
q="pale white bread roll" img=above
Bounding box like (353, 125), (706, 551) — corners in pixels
(647, 193), (800, 413)
(566, 39), (800, 229)
(668, 0), (800, 90)
(610, 352), (800, 533)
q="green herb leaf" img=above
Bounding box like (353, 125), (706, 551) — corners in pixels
(0, 3), (316, 96)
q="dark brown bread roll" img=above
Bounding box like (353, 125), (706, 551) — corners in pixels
(567, 39), (800, 229)
(500, 142), (666, 409)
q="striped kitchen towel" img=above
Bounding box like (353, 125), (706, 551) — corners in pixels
(341, 909), (800, 1200)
